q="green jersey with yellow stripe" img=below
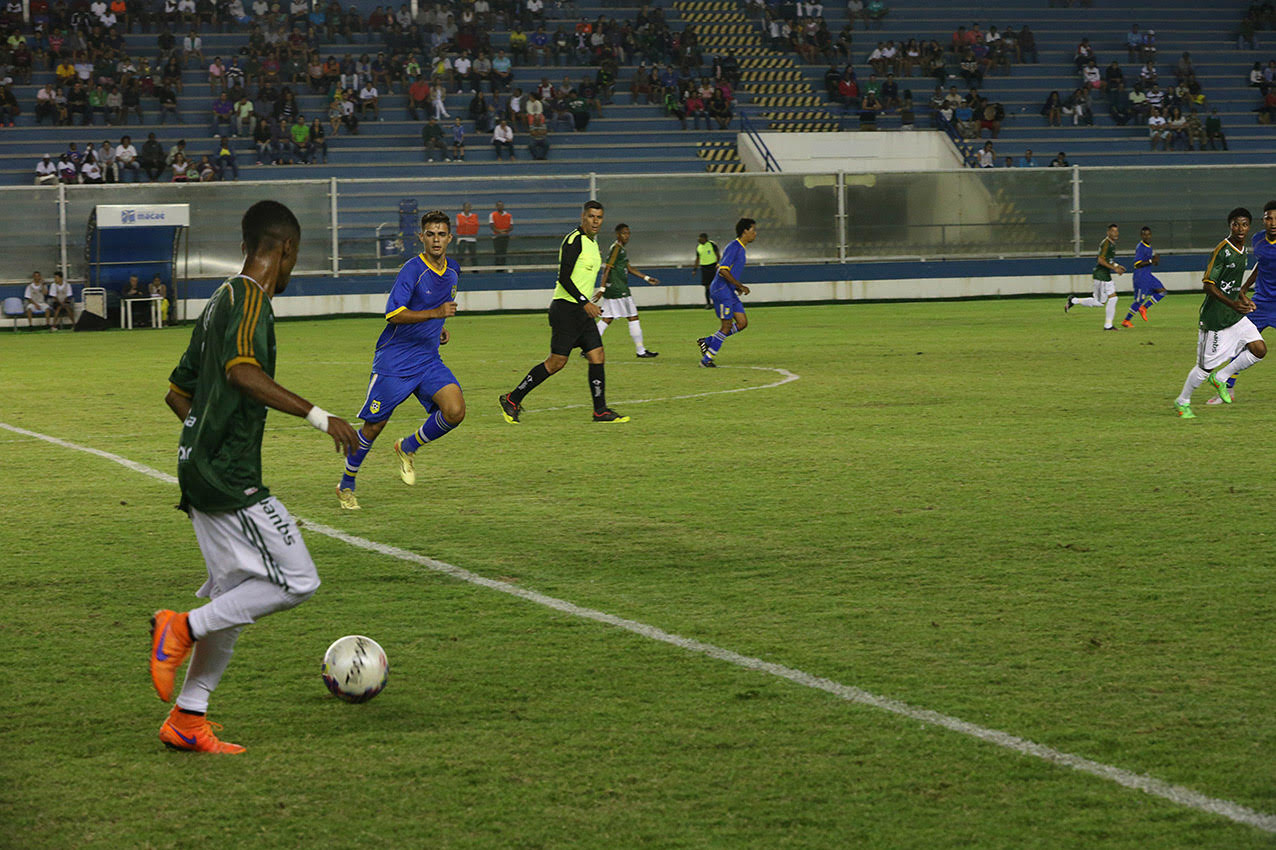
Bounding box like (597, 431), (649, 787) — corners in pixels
(1092, 237), (1116, 281)
(1199, 238), (1249, 332)
(168, 275), (277, 513)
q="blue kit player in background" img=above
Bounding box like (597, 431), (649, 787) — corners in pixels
(1120, 226), (1167, 327)
(336, 210), (465, 509)
(697, 217), (757, 367)
(1211, 200), (1276, 404)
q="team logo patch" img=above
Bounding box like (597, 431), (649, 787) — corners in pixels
(370, 400), (381, 414)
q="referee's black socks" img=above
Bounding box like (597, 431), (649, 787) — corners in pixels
(511, 362), (551, 404)
(589, 363), (607, 413)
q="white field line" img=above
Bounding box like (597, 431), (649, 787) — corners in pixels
(3, 419), (1274, 835)
(264, 364), (801, 430)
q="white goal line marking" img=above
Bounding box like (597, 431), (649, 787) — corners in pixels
(3, 419), (1273, 835)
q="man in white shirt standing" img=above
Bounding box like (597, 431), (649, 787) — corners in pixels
(47, 270), (75, 330)
(23, 270), (51, 330)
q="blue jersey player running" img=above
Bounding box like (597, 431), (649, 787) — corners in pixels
(1211, 199), (1276, 404)
(336, 210), (464, 509)
(1120, 226), (1167, 327)
(697, 217), (757, 367)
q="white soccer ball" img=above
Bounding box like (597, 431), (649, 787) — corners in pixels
(322, 635), (389, 703)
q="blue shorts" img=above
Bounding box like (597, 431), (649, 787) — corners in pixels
(1133, 275), (1164, 297)
(357, 360), (459, 422)
(1249, 309), (1276, 333)
(710, 284), (745, 320)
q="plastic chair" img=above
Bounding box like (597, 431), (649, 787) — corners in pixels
(3, 296), (32, 331)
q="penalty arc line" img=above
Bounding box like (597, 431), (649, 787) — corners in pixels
(3, 419), (1275, 835)
(532, 364), (801, 413)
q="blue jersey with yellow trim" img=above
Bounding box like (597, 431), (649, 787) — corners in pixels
(1132, 241), (1157, 288)
(372, 253), (458, 376)
(710, 239), (747, 291)
(1251, 231), (1276, 306)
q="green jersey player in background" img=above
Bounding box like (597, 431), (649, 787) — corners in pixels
(150, 200), (358, 753)
(594, 222), (661, 358)
(1173, 207), (1266, 418)
(1066, 223), (1126, 330)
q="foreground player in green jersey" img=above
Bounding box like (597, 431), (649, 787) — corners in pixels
(149, 200), (359, 753)
(594, 222), (661, 358)
(1173, 207), (1266, 418)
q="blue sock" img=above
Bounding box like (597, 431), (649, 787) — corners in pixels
(703, 330), (727, 361)
(1146, 291), (1165, 309)
(1123, 298), (1141, 322)
(340, 429), (375, 489)
(401, 409), (456, 453)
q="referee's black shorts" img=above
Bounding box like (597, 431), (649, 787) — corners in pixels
(548, 298), (603, 356)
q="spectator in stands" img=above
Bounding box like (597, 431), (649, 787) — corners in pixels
(684, 89), (706, 129)
(1260, 87), (1276, 122)
(35, 154), (58, 185)
(1040, 90), (1061, 126)
(1184, 108), (1206, 150)
(210, 90), (233, 136)
(358, 79), (380, 119)
(865, 0), (885, 28)
(1249, 61), (1265, 87)
(1128, 83), (1149, 124)
(34, 83), (56, 124)
(289, 114), (311, 162)
(422, 115), (447, 160)
(664, 88), (686, 129)
(1063, 88), (1093, 125)
(407, 74), (429, 120)
(1073, 38), (1094, 71)
(253, 112), (276, 161)
(492, 117), (514, 158)
(979, 101), (1003, 137)
(958, 48), (981, 86)
(57, 152), (77, 183)
(1018, 25), (1037, 64)
(1206, 108), (1228, 149)
(1147, 106), (1168, 150)
(140, 131), (165, 180)
(859, 87), (883, 128)
(977, 141), (995, 167)
(1166, 106), (1189, 149)
(1015, 148), (1036, 167)
(158, 83), (180, 122)
(431, 83), (448, 119)
(1108, 81), (1132, 125)
(1049, 151), (1069, 167)
(215, 134), (238, 178)
(1126, 24), (1142, 61)
(1175, 52), (1195, 85)
(880, 73), (901, 110)
(448, 117), (464, 160)
(195, 154), (215, 181)
(80, 149), (103, 183)
(97, 140), (118, 182)
(492, 50), (513, 92)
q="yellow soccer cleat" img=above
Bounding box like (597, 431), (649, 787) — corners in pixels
(150, 609), (193, 702)
(336, 486), (360, 510)
(393, 438), (416, 485)
(159, 707), (246, 754)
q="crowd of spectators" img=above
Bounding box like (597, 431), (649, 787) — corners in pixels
(33, 130), (252, 181)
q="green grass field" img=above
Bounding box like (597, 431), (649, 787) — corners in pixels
(3, 297), (1276, 848)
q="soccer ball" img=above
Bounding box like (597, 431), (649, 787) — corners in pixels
(322, 635), (389, 703)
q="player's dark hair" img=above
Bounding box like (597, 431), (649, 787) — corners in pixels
(736, 218), (756, 237)
(420, 210), (451, 231)
(614, 223), (628, 233)
(1140, 225), (1151, 231)
(242, 200), (300, 254)
(698, 232), (708, 239)
(583, 200), (604, 212)
(1107, 223), (1118, 230)
(1228, 207), (1253, 224)
(1264, 200), (1276, 213)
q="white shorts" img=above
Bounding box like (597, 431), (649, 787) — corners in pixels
(25, 300), (48, 312)
(1091, 279), (1116, 301)
(1198, 317), (1263, 370)
(600, 295), (637, 319)
(189, 496), (319, 600)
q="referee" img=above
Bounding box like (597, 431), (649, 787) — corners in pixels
(499, 200), (630, 424)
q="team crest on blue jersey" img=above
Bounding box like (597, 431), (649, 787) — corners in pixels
(369, 400), (381, 414)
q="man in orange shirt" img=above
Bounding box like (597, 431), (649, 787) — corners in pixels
(455, 202), (479, 266)
(490, 201), (513, 269)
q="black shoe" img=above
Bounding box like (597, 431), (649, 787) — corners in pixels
(1064, 295), (1075, 313)
(593, 408), (630, 423)
(636, 350), (659, 358)
(1102, 326), (1118, 331)
(699, 359), (717, 368)
(696, 337), (708, 355)
(498, 392), (522, 424)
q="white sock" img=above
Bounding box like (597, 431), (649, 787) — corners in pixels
(175, 626), (242, 712)
(596, 319), (608, 336)
(1215, 350), (1261, 382)
(187, 577), (314, 637)
(1073, 296), (1103, 307)
(1177, 366), (1210, 405)
(1104, 296), (1117, 329)
(628, 319), (645, 354)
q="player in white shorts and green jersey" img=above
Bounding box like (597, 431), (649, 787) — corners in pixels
(149, 201), (358, 753)
(595, 222), (661, 358)
(1174, 207), (1267, 418)
(1066, 223), (1126, 329)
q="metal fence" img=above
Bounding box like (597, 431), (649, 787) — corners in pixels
(5, 165), (1275, 285)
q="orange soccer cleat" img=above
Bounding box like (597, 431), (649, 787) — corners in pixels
(159, 707), (246, 754)
(1138, 304), (1149, 321)
(150, 609), (193, 702)
(1121, 319), (1134, 328)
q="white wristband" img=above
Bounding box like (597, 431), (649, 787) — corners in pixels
(305, 405), (331, 433)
